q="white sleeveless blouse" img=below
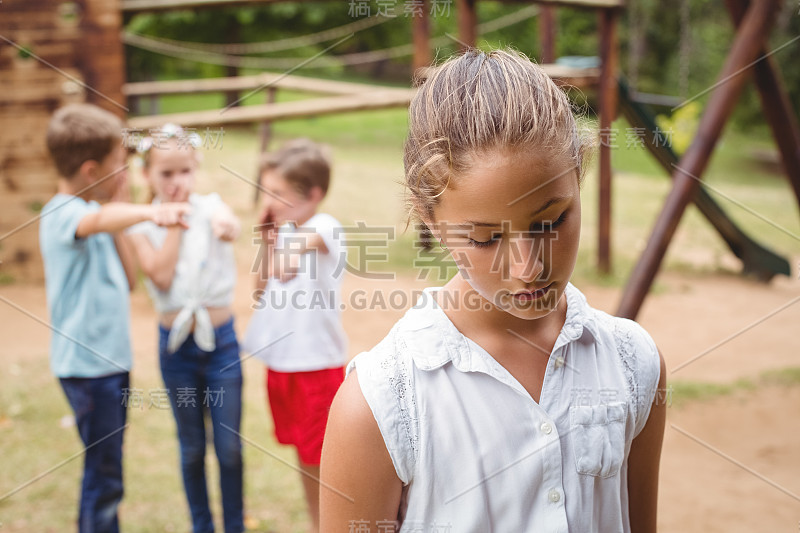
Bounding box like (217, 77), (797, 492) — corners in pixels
(348, 283), (661, 533)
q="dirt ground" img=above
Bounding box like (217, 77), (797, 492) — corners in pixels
(1, 261), (798, 531)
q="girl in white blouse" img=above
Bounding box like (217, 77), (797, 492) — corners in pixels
(128, 125), (245, 533)
(321, 49), (667, 533)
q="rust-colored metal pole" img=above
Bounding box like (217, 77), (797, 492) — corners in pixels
(597, 8), (619, 274)
(456, 0), (477, 50)
(412, 0), (432, 72)
(617, 0), (780, 319)
(539, 5), (556, 64)
(726, 0), (800, 210)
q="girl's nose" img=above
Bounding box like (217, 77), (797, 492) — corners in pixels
(507, 236), (545, 283)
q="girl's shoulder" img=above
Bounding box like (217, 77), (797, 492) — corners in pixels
(347, 304), (427, 484)
(593, 309), (658, 360)
(573, 287), (661, 436)
(306, 212), (341, 228)
(566, 283), (658, 360)
(347, 288), (449, 373)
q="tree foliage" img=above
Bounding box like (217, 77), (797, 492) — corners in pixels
(124, 1), (800, 131)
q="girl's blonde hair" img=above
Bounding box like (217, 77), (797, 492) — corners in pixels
(137, 123), (201, 168)
(404, 48), (589, 229)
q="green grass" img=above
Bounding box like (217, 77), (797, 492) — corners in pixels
(668, 367), (800, 409)
(760, 367), (800, 387)
(0, 356), (309, 533)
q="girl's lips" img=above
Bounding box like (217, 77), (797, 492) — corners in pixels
(512, 283), (553, 301)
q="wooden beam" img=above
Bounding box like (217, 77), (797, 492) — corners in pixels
(127, 89), (417, 129)
(726, 0), (800, 212)
(498, 0), (624, 9)
(617, 78), (790, 281)
(597, 8), (618, 274)
(121, 0), (328, 13)
(81, 0), (127, 116)
(121, 0), (625, 12)
(617, 0), (781, 319)
(123, 73), (400, 98)
(253, 86), (278, 206)
(539, 5), (556, 63)
(412, 0), (432, 72)
(457, 0), (478, 50)
(415, 63), (600, 88)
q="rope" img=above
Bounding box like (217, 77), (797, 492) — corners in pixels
(125, 15), (390, 54)
(123, 5), (540, 69)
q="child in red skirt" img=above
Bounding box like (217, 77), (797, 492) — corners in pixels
(243, 139), (347, 533)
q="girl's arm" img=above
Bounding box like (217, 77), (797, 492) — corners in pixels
(253, 206), (276, 293)
(320, 371), (403, 532)
(271, 229), (329, 284)
(128, 228), (183, 292)
(627, 351), (667, 533)
(254, 226), (275, 293)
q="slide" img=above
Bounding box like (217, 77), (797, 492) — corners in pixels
(616, 77), (790, 281)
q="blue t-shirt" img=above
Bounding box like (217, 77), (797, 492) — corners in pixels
(39, 194), (132, 378)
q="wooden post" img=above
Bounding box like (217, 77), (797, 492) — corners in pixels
(412, 0), (432, 72)
(617, 0), (780, 319)
(224, 20), (240, 108)
(253, 86), (278, 206)
(80, 0), (127, 116)
(726, 0), (800, 210)
(456, 0), (477, 50)
(539, 5), (556, 63)
(597, 8), (619, 274)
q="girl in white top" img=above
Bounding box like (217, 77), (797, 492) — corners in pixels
(128, 125), (245, 533)
(321, 49), (667, 533)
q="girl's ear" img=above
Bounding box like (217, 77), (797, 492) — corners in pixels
(307, 185), (324, 204)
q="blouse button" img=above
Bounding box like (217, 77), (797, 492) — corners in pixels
(540, 422), (553, 435)
(548, 489), (561, 503)
(554, 356), (565, 369)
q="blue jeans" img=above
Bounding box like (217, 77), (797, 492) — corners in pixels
(159, 318), (244, 533)
(59, 372), (129, 533)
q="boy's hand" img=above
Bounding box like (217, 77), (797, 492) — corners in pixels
(152, 203), (191, 229)
(212, 211), (241, 241)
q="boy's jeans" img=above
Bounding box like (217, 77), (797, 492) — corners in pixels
(159, 318), (244, 533)
(59, 372), (129, 533)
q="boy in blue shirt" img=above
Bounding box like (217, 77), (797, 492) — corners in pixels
(39, 103), (189, 533)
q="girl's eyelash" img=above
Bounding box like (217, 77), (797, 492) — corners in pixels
(467, 233), (501, 248)
(531, 212), (567, 232)
(467, 212), (568, 248)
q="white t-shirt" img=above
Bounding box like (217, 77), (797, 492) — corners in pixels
(243, 213), (347, 372)
(128, 193), (236, 353)
(348, 283), (661, 533)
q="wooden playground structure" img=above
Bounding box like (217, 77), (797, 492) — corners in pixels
(1, 0), (798, 319)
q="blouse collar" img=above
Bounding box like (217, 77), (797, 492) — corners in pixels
(398, 282), (601, 373)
